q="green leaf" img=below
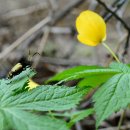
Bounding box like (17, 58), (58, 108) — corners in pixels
(1, 85), (88, 111)
(78, 74), (113, 88)
(47, 109), (94, 128)
(68, 108), (94, 127)
(1, 68), (35, 102)
(93, 63), (130, 128)
(8, 67), (36, 92)
(57, 68), (120, 85)
(109, 62), (130, 72)
(0, 110), (11, 130)
(3, 109), (68, 130)
(0, 111), (4, 130)
(0, 68), (35, 103)
(47, 64), (122, 85)
(0, 67), (89, 130)
(47, 65), (102, 83)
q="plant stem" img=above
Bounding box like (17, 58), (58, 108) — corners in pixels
(118, 110), (125, 130)
(103, 42), (125, 129)
(102, 42), (120, 63)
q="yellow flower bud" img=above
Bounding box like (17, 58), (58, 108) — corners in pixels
(28, 79), (39, 90)
(76, 10), (106, 46)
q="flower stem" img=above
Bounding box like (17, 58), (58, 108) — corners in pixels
(102, 42), (120, 63)
(103, 42), (125, 129)
(118, 110), (125, 130)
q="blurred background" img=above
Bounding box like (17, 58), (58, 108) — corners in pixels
(0, 0), (130, 82)
(0, 0), (130, 129)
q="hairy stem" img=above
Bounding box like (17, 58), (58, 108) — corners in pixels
(102, 42), (120, 63)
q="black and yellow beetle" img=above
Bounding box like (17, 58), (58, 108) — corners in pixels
(7, 57), (39, 89)
(7, 50), (40, 78)
(7, 57), (31, 79)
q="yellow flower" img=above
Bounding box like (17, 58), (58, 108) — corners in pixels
(76, 10), (106, 46)
(28, 79), (39, 90)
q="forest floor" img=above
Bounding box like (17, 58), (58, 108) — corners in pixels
(0, 0), (130, 129)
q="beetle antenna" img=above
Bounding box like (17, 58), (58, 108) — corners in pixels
(28, 50), (40, 63)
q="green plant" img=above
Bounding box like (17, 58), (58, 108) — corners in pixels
(1, 9), (129, 130)
(47, 10), (130, 129)
(0, 67), (88, 130)
(47, 62), (130, 129)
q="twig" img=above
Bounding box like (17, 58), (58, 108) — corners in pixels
(32, 27), (50, 68)
(122, 31), (130, 58)
(48, 0), (58, 11)
(6, 54), (96, 66)
(115, 0), (129, 37)
(97, 0), (130, 60)
(50, 0), (84, 25)
(34, 56), (92, 66)
(0, 16), (51, 60)
(105, 33), (127, 65)
(50, 26), (72, 34)
(88, 0), (98, 10)
(2, 3), (47, 20)
(117, 110), (126, 130)
(97, 0), (129, 30)
(103, 0), (127, 22)
(99, 124), (130, 130)
(0, 0), (84, 61)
